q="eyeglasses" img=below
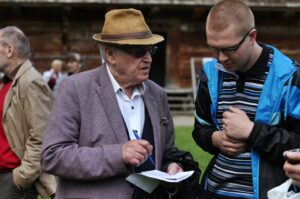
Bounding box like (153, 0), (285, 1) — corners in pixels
(115, 45), (158, 58)
(207, 27), (255, 55)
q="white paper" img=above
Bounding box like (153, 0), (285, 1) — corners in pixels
(126, 173), (160, 193)
(126, 170), (194, 194)
(139, 170), (194, 183)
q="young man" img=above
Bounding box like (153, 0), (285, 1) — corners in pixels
(193, 0), (300, 198)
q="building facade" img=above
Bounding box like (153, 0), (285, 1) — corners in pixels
(0, 0), (299, 89)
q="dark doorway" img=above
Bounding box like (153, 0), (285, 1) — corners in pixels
(150, 32), (167, 87)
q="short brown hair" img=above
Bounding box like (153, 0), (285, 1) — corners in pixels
(206, 0), (255, 37)
(66, 52), (81, 63)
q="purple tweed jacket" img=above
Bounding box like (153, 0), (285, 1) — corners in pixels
(41, 65), (176, 199)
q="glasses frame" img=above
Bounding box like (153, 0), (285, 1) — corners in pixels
(207, 27), (255, 55)
(115, 45), (158, 58)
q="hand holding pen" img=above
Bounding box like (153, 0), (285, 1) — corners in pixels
(121, 131), (153, 167)
(132, 130), (155, 165)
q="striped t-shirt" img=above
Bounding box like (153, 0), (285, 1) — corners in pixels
(207, 46), (272, 198)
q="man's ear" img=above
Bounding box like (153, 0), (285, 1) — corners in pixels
(248, 29), (257, 44)
(6, 44), (14, 58)
(105, 47), (117, 65)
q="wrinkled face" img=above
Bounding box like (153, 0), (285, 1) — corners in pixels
(67, 60), (80, 74)
(107, 45), (157, 87)
(0, 34), (10, 73)
(206, 25), (255, 72)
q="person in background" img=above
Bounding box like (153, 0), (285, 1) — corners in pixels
(41, 8), (183, 199)
(66, 52), (82, 75)
(192, 0), (300, 198)
(43, 59), (64, 98)
(0, 26), (56, 198)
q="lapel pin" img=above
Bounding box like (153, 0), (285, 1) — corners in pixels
(160, 117), (168, 127)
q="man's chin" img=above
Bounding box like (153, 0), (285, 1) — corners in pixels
(223, 65), (236, 72)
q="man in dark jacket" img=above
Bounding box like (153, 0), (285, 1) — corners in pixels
(193, 0), (300, 198)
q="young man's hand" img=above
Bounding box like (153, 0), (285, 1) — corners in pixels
(222, 106), (254, 140)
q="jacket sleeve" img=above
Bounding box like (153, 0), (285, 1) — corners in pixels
(248, 70), (300, 163)
(192, 70), (219, 154)
(40, 77), (128, 181)
(13, 78), (53, 188)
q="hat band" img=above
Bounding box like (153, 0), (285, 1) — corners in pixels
(101, 31), (152, 41)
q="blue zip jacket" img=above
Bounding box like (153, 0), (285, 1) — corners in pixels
(193, 45), (300, 199)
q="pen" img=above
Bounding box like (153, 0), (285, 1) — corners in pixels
(132, 129), (155, 165)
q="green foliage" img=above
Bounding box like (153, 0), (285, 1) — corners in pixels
(174, 126), (212, 179)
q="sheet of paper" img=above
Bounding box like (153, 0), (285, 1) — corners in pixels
(126, 173), (160, 193)
(126, 170), (194, 194)
(139, 170), (194, 183)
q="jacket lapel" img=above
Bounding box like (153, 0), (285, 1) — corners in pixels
(143, 86), (161, 169)
(3, 60), (31, 119)
(93, 65), (128, 144)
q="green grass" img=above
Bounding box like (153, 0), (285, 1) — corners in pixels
(174, 126), (212, 179)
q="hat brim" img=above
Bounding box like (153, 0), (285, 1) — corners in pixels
(93, 33), (164, 45)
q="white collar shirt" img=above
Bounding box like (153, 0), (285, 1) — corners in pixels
(106, 64), (145, 140)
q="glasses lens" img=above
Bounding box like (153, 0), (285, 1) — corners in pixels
(117, 45), (158, 58)
(149, 46), (158, 56)
(207, 45), (219, 55)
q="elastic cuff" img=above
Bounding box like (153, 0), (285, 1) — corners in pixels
(13, 168), (32, 189)
(247, 122), (262, 145)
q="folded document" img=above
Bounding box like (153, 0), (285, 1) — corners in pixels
(126, 170), (194, 193)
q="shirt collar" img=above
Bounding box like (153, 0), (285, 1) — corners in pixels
(106, 64), (146, 95)
(7, 61), (24, 81)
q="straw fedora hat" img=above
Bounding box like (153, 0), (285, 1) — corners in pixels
(93, 8), (164, 45)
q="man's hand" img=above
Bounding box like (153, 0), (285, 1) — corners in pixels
(212, 130), (247, 156)
(161, 163), (184, 190)
(222, 106), (254, 140)
(167, 163), (183, 175)
(283, 151), (300, 186)
(122, 140), (153, 167)
(12, 173), (21, 189)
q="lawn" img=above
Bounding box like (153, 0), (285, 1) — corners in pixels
(174, 126), (212, 178)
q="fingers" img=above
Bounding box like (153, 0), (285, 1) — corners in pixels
(222, 111), (231, 119)
(167, 163), (183, 175)
(122, 140), (153, 166)
(137, 140), (153, 155)
(220, 134), (247, 156)
(222, 106), (244, 119)
(284, 161), (300, 186)
(229, 106), (243, 113)
(284, 151), (300, 161)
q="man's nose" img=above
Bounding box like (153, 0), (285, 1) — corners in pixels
(142, 51), (152, 62)
(218, 51), (229, 62)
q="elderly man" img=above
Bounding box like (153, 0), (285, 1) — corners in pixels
(192, 0), (300, 198)
(41, 8), (183, 199)
(0, 26), (56, 198)
(43, 59), (64, 97)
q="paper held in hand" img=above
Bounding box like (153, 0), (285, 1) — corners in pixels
(126, 170), (194, 193)
(140, 170), (194, 182)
